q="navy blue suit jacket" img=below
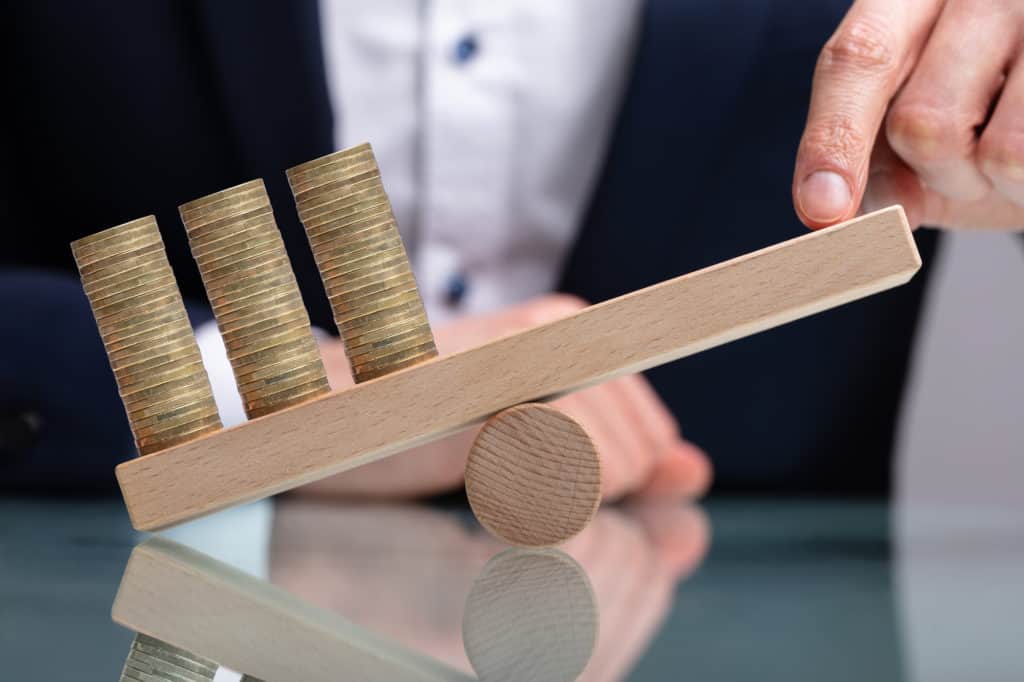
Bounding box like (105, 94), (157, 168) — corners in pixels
(0, 0), (940, 494)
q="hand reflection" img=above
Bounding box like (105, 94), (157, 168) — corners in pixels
(270, 499), (708, 680)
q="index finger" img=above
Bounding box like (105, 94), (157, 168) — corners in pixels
(793, 0), (941, 228)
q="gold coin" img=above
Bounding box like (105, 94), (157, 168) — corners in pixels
(98, 310), (192, 345)
(287, 146), (376, 190)
(244, 378), (329, 412)
(211, 291), (305, 328)
(206, 271), (300, 301)
(316, 245), (409, 281)
(298, 189), (390, 228)
(236, 363), (326, 394)
(130, 399), (218, 431)
(312, 236), (404, 271)
(353, 353), (433, 382)
(137, 424), (219, 455)
(296, 182), (387, 217)
(293, 171), (382, 212)
(86, 274), (180, 313)
(179, 180), (267, 221)
(190, 226), (282, 266)
(320, 255), (411, 286)
(128, 392), (217, 423)
(301, 201), (393, 236)
(71, 217), (159, 257)
(320, 253), (412, 290)
(335, 298), (426, 327)
(325, 271), (415, 305)
(197, 248), (291, 282)
(187, 213), (279, 251)
(183, 204), (274, 243)
(101, 325), (194, 358)
(213, 304), (307, 338)
(305, 218), (397, 251)
(136, 413), (222, 451)
(346, 328), (435, 364)
(329, 284), (421, 322)
(77, 246), (167, 282)
(232, 352), (324, 387)
(287, 146), (377, 186)
(83, 265), (176, 301)
(113, 347), (204, 384)
(188, 210), (279, 250)
(130, 401), (218, 431)
(123, 385), (217, 422)
(223, 326), (316, 359)
(194, 239), (286, 276)
(213, 306), (308, 341)
(288, 158), (379, 196)
(76, 239), (165, 276)
(331, 284), (422, 317)
(117, 371), (213, 403)
(117, 362), (208, 397)
(80, 258), (171, 293)
(228, 337), (321, 374)
(109, 338), (200, 374)
(205, 271), (299, 306)
(344, 317), (431, 351)
(352, 342), (437, 374)
(91, 291), (183, 324)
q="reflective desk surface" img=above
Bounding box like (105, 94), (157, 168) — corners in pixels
(1, 493), (1022, 682)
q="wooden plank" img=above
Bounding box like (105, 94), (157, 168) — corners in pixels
(117, 207), (920, 530)
(111, 538), (473, 682)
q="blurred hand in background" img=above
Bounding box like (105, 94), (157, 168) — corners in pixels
(300, 294), (711, 502)
(794, 0), (1024, 231)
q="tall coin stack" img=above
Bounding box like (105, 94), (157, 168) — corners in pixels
(71, 217), (222, 455)
(287, 143), (438, 383)
(118, 634), (217, 682)
(180, 180), (329, 419)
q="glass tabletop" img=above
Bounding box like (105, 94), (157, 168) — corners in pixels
(1, 493), (1022, 681)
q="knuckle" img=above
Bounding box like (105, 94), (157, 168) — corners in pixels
(886, 104), (968, 164)
(523, 293), (589, 326)
(978, 131), (1024, 184)
(820, 17), (898, 75)
(801, 113), (870, 171)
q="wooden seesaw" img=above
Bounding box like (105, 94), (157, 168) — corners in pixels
(72, 142), (921, 546)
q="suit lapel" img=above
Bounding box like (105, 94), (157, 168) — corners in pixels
(194, 0), (334, 177)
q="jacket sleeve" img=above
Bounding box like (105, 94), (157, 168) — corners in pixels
(0, 268), (137, 492)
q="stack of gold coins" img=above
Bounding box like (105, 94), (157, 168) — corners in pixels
(287, 143), (437, 383)
(180, 180), (329, 419)
(71, 217), (222, 455)
(119, 634), (217, 682)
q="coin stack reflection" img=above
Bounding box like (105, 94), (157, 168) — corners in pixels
(71, 217), (222, 455)
(119, 634), (217, 682)
(180, 180), (329, 419)
(287, 143), (437, 383)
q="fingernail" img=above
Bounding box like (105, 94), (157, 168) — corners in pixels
(798, 171), (852, 224)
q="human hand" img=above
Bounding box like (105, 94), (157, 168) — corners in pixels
(793, 0), (1024, 230)
(299, 294), (710, 501)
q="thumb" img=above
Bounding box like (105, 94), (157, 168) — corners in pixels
(793, 0), (940, 229)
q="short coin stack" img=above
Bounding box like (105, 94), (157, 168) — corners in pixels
(180, 180), (330, 419)
(71, 217), (222, 455)
(287, 143), (437, 383)
(119, 634), (217, 682)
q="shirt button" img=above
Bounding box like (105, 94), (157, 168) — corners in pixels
(453, 34), (479, 64)
(445, 272), (469, 307)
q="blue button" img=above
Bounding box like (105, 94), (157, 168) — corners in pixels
(445, 272), (468, 306)
(453, 34), (479, 64)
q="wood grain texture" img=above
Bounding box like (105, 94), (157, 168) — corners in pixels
(116, 206), (920, 531)
(462, 548), (597, 682)
(465, 404), (601, 547)
(111, 538), (473, 682)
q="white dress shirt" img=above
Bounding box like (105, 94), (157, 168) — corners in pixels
(197, 0), (642, 425)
